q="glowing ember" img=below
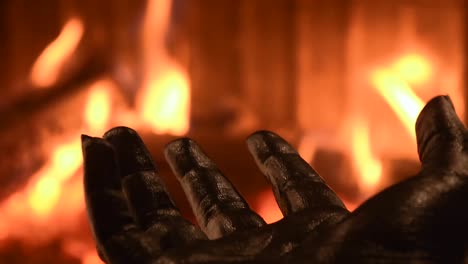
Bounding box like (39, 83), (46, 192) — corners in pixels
(392, 54), (431, 86)
(350, 118), (382, 193)
(30, 17), (84, 87)
(371, 69), (425, 139)
(137, 0), (190, 136)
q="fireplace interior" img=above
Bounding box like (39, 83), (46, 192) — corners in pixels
(0, 0), (466, 263)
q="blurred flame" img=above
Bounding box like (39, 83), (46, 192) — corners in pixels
(28, 140), (82, 217)
(0, 1), (191, 262)
(1, 0), (191, 261)
(392, 54), (431, 86)
(84, 79), (113, 134)
(28, 78), (112, 217)
(350, 118), (382, 193)
(371, 69), (425, 139)
(136, 0), (190, 135)
(30, 17), (84, 87)
(139, 69), (190, 135)
(0, 78), (113, 243)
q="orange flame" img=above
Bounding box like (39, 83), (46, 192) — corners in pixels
(371, 69), (425, 139)
(28, 140), (82, 217)
(392, 54), (431, 86)
(137, 0), (190, 135)
(28, 79), (113, 217)
(350, 118), (382, 193)
(84, 79), (113, 134)
(0, 78), (113, 243)
(30, 17), (84, 87)
(139, 68), (190, 135)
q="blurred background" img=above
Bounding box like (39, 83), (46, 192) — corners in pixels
(0, 0), (466, 263)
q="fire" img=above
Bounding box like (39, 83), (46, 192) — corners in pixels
(0, 78), (112, 252)
(30, 17), (84, 87)
(28, 79), (113, 216)
(2, 0), (190, 262)
(351, 53), (430, 196)
(84, 79), (113, 134)
(392, 54), (431, 86)
(350, 118), (382, 193)
(137, 0), (190, 135)
(28, 79), (113, 217)
(371, 58), (426, 139)
(139, 68), (190, 135)
(28, 140), (82, 217)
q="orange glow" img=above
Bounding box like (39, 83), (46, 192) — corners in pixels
(27, 77), (113, 217)
(371, 69), (425, 139)
(297, 134), (316, 163)
(350, 118), (382, 193)
(0, 76), (114, 241)
(28, 139), (82, 217)
(84, 79), (113, 134)
(82, 250), (104, 264)
(137, 0), (190, 136)
(393, 54), (431, 86)
(139, 69), (190, 135)
(255, 190), (283, 224)
(28, 177), (61, 217)
(0, 0), (191, 259)
(30, 17), (84, 87)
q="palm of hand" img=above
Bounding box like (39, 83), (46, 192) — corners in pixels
(82, 96), (468, 264)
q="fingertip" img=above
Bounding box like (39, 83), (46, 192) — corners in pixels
(103, 126), (156, 177)
(416, 95), (456, 129)
(164, 138), (213, 177)
(81, 134), (92, 146)
(415, 95), (465, 165)
(103, 126), (138, 139)
(164, 137), (193, 159)
(246, 130), (296, 163)
(81, 135), (114, 159)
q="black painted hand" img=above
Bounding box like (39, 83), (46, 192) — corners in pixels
(82, 95), (468, 263)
